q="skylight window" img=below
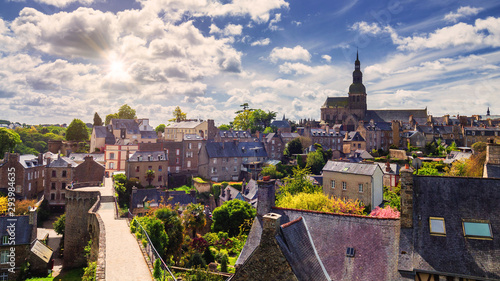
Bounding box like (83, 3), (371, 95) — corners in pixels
(342, 167), (349, 171)
(429, 217), (446, 236)
(346, 247), (355, 257)
(463, 220), (492, 239)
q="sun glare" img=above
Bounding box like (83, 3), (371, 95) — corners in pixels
(106, 53), (131, 81)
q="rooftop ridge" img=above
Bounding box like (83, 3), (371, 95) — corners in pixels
(271, 206), (399, 220)
(280, 217), (303, 228)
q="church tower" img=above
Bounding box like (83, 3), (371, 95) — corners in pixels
(348, 51), (367, 119)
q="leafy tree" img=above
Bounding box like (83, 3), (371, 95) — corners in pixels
(66, 119), (89, 141)
(153, 259), (162, 280)
(169, 106), (187, 122)
(415, 162), (440, 176)
(472, 141), (487, 154)
(182, 203), (206, 237)
(443, 159), (467, 177)
(211, 200), (256, 237)
(105, 113), (119, 125)
(276, 192), (364, 215)
(118, 104), (137, 119)
(446, 141), (459, 153)
(233, 109), (253, 131)
(155, 207), (184, 260)
(251, 109), (276, 131)
(187, 252), (206, 269)
(146, 169), (155, 186)
(0, 128), (21, 157)
(263, 126), (274, 134)
(383, 185), (401, 211)
(284, 138), (303, 157)
(155, 124), (165, 134)
(93, 112), (103, 127)
(280, 166), (320, 196)
(53, 214), (66, 236)
(306, 149), (326, 175)
(218, 124), (231, 131)
(136, 216), (169, 258)
(260, 165), (284, 179)
(220, 254), (228, 273)
(0, 197), (8, 214)
(202, 247), (215, 264)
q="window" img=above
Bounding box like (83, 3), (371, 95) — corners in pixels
(331, 180), (335, 189)
(28, 183), (31, 191)
(234, 158), (237, 163)
(463, 220), (492, 239)
(51, 193), (55, 200)
(358, 184), (363, 192)
(110, 153), (115, 160)
(187, 161), (191, 168)
(176, 149), (180, 155)
(61, 193), (65, 200)
(346, 247), (355, 257)
(0, 272), (8, 281)
(148, 166), (153, 170)
(51, 183), (56, 190)
(0, 251), (8, 264)
(158, 176), (162, 182)
(188, 143), (192, 149)
(342, 182), (347, 190)
(233, 166), (237, 172)
(429, 217), (446, 235)
(213, 159), (217, 164)
(212, 167), (217, 174)
(136, 166), (140, 172)
(2, 236), (8, 245)
(62, 183), (66, 189)
(176, 158), (180, 164)
(109, 162), (114, 169)
(62, 170), (67, 177)
(176, 166), (180, 173)
(158, 166), (162, 172)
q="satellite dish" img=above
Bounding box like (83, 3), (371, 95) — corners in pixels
(412, 158), (422, 170)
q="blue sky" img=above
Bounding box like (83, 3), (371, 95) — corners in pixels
(1, 0), (500, 126)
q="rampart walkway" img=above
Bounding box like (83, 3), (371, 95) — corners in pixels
(97, 177), (152, 281)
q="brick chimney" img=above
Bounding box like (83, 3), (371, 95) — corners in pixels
(486, 141), (500, 165)
(262, 213), (281, 239)
(386, 161), (391, 172)
(257, 180), (276, 216)
(400, 165), (414, 228)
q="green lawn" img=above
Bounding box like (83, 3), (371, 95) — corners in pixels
(26, 267), (84, 281)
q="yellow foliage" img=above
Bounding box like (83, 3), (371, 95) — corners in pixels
(276, 192), (365, 215)
(0, 197), (7, 215)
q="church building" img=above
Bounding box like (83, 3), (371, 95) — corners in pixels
(321, 52), (427, 131)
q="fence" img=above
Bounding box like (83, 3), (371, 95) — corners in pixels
(130, 213), (177, 281)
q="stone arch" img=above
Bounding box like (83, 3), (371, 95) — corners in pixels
(344, 115), (358, 131)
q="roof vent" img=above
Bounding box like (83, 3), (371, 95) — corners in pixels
(346, 247), (355, 257)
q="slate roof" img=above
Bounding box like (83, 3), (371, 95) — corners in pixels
(322, 161), (379, 176)
(310, 129), (343, 137)
(237, 208), (401, 280)
(19, 155), (42, 169)
(93, 126), (115, 144)
(275, 217), (330, 281)
(281, 132), (300, 139)
(205, 142), (267, 158)
(353, 149), (374, 159)
(417, 125), (454, 135)
(364, 109), (427, 123)
(344, 131), (365, 142)
(47, 156), (77, 168)
(443, 151), (472, 164)
(322, 97), (349, 108)
(400, 176), (500, 279)
(464, 127), (500, 136)
(140, 131), (157, 139)
(376, 162), (400, 175)
(364, 122), (392, 131)
(68, 153), (105, 163)
(111, 119), (140, 134)
(166, 121), (203, 129)
(184, 134), (203, 141)
(220, 185), (244, 202)
(131, 189), (196, 209)
(242, 179), (258, 201)
(270, 119), (291, 129)
(484, 164), (500, 178)
(0, 216), (32, 245)
(218, 130), (252, 139)
(128, 151), (167, 162)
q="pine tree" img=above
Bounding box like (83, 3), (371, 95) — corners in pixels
(93, 112), (103, 127)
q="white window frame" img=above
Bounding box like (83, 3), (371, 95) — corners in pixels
(358, 183), (363, 193)
(342, 182), (347, 190)
(0, 251), (8, 264)
(331, 180), (335, 189)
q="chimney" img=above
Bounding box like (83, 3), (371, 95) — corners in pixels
(262, 213), (281, 239)
(486, 141), (500, 165)
(257, 180), (276, 216)
(400, 165), (414, 228)
(386, 161), (391, 172)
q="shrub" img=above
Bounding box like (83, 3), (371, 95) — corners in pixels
(202, 247), (215, 264)
(187, 252), (207, 269)
(220, 254), (228, 273)
(370, 206), (400, 218)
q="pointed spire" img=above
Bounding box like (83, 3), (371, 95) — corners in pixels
(356, 48), (359, 61)
(487, 107), (491, 116)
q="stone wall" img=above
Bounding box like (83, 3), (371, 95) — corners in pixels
(486, 143), (500, 165)
(399, 166), (413, 228)
(193, 180), (211, 193)
(63, 188), (99, 268)
(389, 149), (408, 160)
(88, 195), (105, 280)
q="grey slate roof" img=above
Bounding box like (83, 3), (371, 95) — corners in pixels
(205, 142), (267, 158)
(271, 119), (291, 129)
(93, 126), (115, 144)
(220, 186), (244, 202)
(218, 130), (252, 139)
(184, 134), (203, 141)
(47, 156), (77, 168)
(140, 131), (157, 139)
(485, 164), (500, 178)
(364, 109), (427, 123)
(322, 97), (349, 108)
(242, 179), (258, 201)
(19, 155), (42, 168)
(364, 122), (392, 131)
(111, 119), (140, 134)
(128, 151), (167, 162)
(322, 160), (379, 176)
(344, 131), (365, 142)
(166, 121), (203, 129)
(0, 216), (32, 245)
(276, 217), (331, 281)
(376, 162), (400, 175)
(400, 176), (500, 279)
(281, 132), (300, 139)
(68, 153), (105, 163)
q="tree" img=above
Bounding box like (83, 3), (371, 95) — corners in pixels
(146, 169), (155, 186)
(187, 252), (206, 269)
(279, 166), (320, 196)
(232, 109), (253, 131)
(182, 203), (206, 237)
(0, 128), (21, 157)
(53, 214), (66, 236)
(276, 192), (365, 215)
(153, 259), (162, 280)
(202, 247), (215, 264)
(136, 216), (169, 258)
(105, 113), (119, 125)
(155, 124), (165, 134)
(260, 165), (284, 179)
(284, 138), (303, 157)
(211, 200), (256, 237)
(251, 109), (276, 131)
(169, 106), (187, 122)
(118, 104), (137, 119)
(0, 197), (8, 214)
(306, 149), (326, 175)
(93, 112), (103, 127)
(66, 119), (89, 141)
(155, 207), (184, 260)
(218, 124), (231, 131)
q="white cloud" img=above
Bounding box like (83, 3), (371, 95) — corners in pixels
(279, 62), (331, 75)
(251, 38), (271, 46)
(210, 23), (243, 36)
(350, 21), (383, 35)
(444, 6), (483, 23)
(34, 0), (95, 8)
(268, 13), (281, 31)
(291, 20), (301, 26)
(322, 55), (331, 62)
(269, 45), (311, 63)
